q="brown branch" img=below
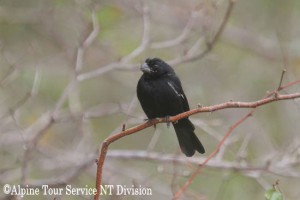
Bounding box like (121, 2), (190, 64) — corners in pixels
(173, 76), (300, 200)
(94, 89), (300, 200)
(170, 93), (300, 120)
(173, 109), (253, 200)
(173, 77), (300, 199)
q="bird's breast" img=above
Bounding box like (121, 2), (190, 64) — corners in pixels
(137, 77), (184, 117)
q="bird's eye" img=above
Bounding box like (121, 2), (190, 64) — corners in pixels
(150, 67), (158, 73)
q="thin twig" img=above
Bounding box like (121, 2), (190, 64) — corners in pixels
(169, 0), (235, 66)
(277, 69), (286, 91)
(150, 11), (196, 49)
(207, 0), (235, 50)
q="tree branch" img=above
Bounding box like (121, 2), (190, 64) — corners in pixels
(173, 76), (299, 199)
(106, 150), (300, 178)
(94, 83), (300, 200)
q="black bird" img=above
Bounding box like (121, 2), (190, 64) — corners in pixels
(137, 58), (205, 157)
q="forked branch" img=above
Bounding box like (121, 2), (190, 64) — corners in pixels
(94, 79), (300, 200)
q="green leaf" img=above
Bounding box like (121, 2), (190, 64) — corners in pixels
(265, 189), (284, 200)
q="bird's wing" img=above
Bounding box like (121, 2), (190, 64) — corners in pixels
(167, 75), (190, 112)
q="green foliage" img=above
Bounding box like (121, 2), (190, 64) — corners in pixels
(265, 189), (284, 200)
(97, 5), (122, 28)
(265, 181), (284, 200)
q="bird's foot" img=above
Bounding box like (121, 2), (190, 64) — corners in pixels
(144, 118), (156, 129)
(165, 116), (171, 128)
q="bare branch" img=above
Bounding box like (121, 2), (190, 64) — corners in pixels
(169, 0), (235, 66)
(94, 80), (300, 200)
(79, 0), (235, 82)
(150, 12), (196, 49)
(76, 4), (150, 82)
(75, 10), (99, 72)
(277, 69), (287, 91)
(174, 107), (254, 200)
(106, 150), (300, 178)
(173, 78), (300, 199)
(121, 3), (150, 63)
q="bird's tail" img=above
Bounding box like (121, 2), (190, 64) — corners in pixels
(173, 118), (205, 157)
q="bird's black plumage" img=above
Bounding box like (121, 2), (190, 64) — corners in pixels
(137, 58), (205, 157)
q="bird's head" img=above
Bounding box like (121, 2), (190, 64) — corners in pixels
(140, 58), (174, 78)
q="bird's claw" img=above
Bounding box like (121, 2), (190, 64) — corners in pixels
(144, 118), (156, 129)
(165, 116), (171, 128)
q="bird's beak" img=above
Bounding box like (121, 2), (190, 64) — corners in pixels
(140, 62), (151, 73)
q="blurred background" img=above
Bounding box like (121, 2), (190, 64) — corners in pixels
(0, 0), (300, 199)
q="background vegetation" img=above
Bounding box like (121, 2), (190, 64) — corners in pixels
(0, 0), (300, 199)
